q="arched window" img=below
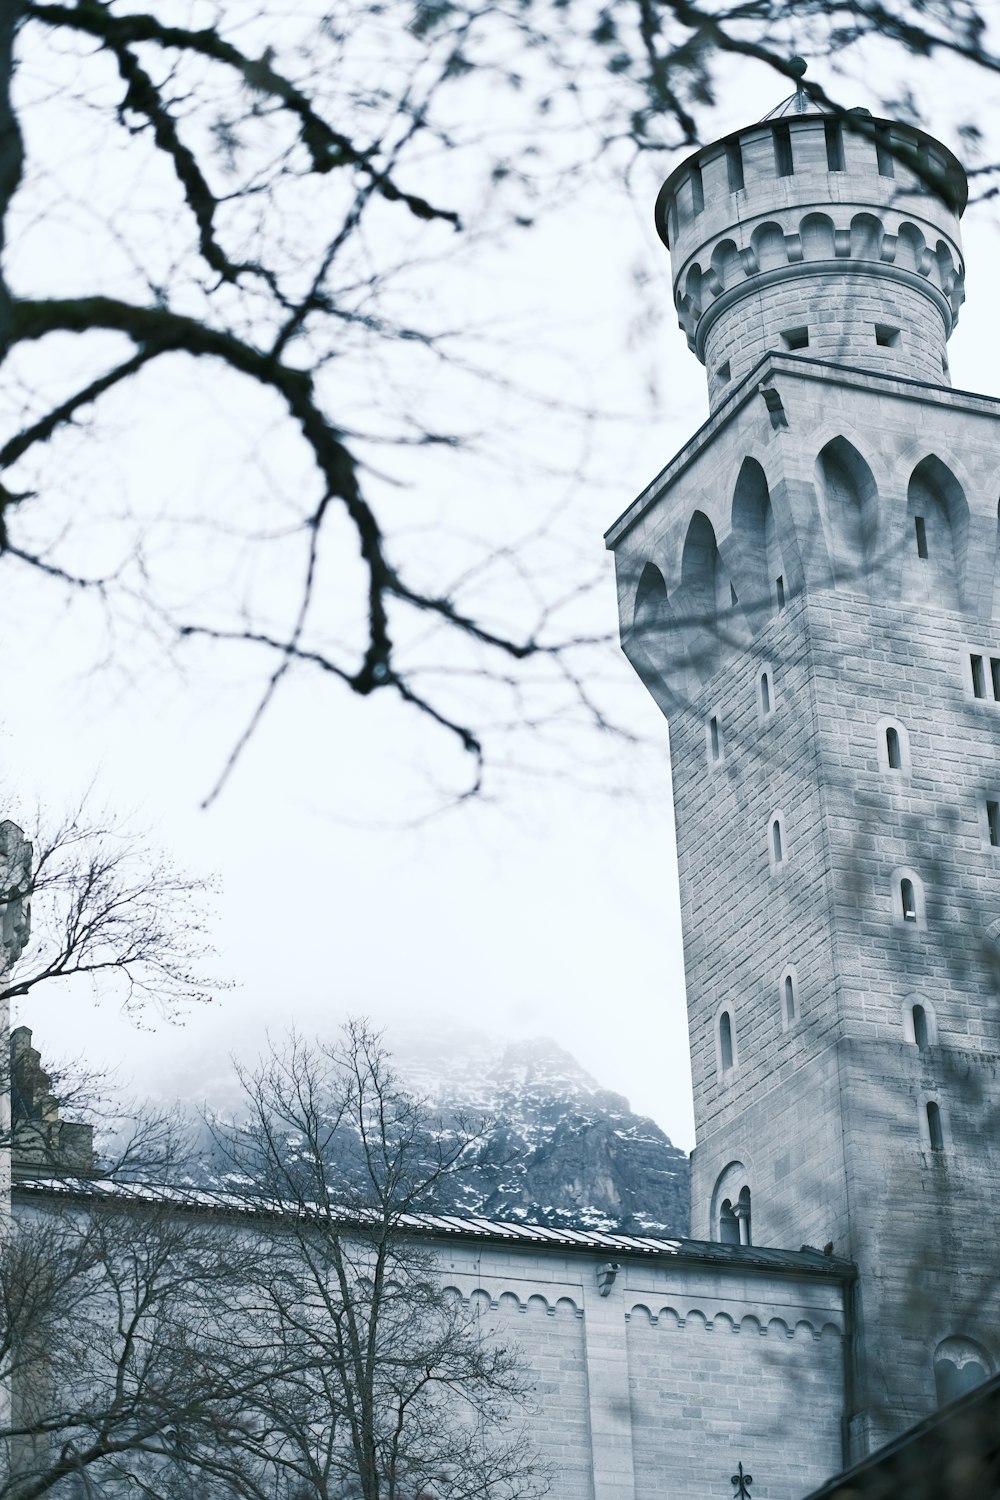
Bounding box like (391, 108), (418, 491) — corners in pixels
(901, 878), (917, 922)
(680, 511), (728, 681)
(736, 1185), (752, 1246)
(731, 458), (783, 624)
(877, 717), (909, 775)
(886, 726), (901, 770)
(784, 973), (796, 1024)
(815, 438), (879, 590)
(934, 1337), (991, 1406)
(904, 995), (937, 1047)
(904, 456), (967, 611)
(760, 671), (771, 715)
(926, 1100), (944, 1151)
(772, 819), (783, 864)
(719, 1011), (734, 1073)
(719, 1198), (740, 1243)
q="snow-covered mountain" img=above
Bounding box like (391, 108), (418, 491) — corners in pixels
(397, 1032), (689, 1236)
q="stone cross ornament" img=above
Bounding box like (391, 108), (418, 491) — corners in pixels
(0, 821), (32, 975)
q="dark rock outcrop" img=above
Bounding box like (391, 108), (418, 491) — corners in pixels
(407, 1035), (689, 1236)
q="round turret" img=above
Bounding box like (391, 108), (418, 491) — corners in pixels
(655, 107), (968, 409)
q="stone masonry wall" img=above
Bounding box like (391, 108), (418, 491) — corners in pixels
(440, 1236), (847, 1500)
(702, 272), (947, 406)
(607, 357), (1000, 1458)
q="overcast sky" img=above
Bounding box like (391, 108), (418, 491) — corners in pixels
(4, 30), (1000, 1153)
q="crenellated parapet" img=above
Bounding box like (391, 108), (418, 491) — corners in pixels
(655, 113), (967, 408)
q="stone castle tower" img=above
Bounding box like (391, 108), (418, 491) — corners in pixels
(605, 91), (1000, 1458)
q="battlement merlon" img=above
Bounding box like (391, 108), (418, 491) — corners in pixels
(656, 112), (967, 409)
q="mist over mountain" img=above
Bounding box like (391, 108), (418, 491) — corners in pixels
(74, 1022), (689, 1236)
(398, 1030), (689, 1235)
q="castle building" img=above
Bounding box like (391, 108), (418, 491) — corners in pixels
(606, 84), (999, 1461)
(4, 87), (1000, 1500)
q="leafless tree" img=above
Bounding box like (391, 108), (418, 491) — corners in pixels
(206, 1021), (544, 1500)
(0, 799), (219, 1020)
(1, 2), (996, 800)
(0, 1112), (258, 1500)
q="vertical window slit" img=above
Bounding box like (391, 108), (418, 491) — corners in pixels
(915, 516), (928, 558)
(875, 124), (895, 177)
(709, 715), (721, 762)
(926, 1100), (944, 1151)
(760, 671), (771, 715)
(912, 1004), (928, 1051)
(784, 974), (795, 1023)
(901, 878), (917, 922)
(772, 819), (783, 864)
(727, 141), (745, 192)
(886, 726), (901, 770)
(773, 122), (794, 177)
(988, 799), (1000, 848)
(776, 575), (786, 609)
(719, 1012), (734, 1072)
(991, 658), (1000, 701)
(971, 654), (986, 699)
(825, 119), (845, 172)
(690, 164), (704, 214)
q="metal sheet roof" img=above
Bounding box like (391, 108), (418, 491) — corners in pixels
(13, 1177), (854, 1278)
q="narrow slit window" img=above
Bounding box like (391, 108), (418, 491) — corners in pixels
(730, 583), (738, 606)
(719, 1012), (734, 1073)
(760, 671), (771, 715)
(926, 1100), (944, 1151)
(727, 142), (745, 192)
(773, 122), (794, 177)
(690, 164), (704, 215)
(971, 654), (987, 699)
(988, 799), (1000, 848)
(875, 124), (895, 177)
(825, 119), (845, 172)
(709, 714), (721, 762)
(991, 658), (1000, 701)
(886, 726), (902, 770)
(776, 575), (786, 609)
(915, 516), (928, 558)
(901, 878), (917, 922)
(912, 1004), (929, 1051)
(784, 974), (796, 1023)
(772, 819), (783, 864)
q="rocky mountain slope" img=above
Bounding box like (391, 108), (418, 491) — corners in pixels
(399, 1032), (689, 1236)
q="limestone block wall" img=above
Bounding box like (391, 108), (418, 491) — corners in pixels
(606, 355), (1000, 1453)
(701, 271), (949, 405)
(439, 1236), (848, 1500)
